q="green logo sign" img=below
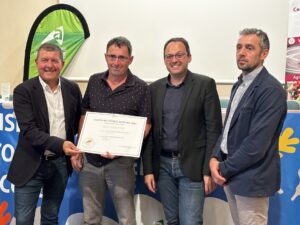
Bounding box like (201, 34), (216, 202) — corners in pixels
(24, 4), (90, 80)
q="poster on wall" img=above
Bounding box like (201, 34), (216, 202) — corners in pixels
(23, 4), (90, 81)
(286, 0), (300, 100)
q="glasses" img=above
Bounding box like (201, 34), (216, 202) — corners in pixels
(164, 52), (187, 61)
(106, 54), (129, 62)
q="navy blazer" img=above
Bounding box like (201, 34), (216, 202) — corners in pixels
(142, 70), (222, 182)
(7, 76), (82, 187)
(212, 67), (287, 197)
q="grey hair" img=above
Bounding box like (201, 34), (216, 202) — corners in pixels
(239, 28), (270, 50)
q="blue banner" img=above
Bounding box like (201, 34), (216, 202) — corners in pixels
(0, 103), (299, 225)
(269, 112), (300, 225)
(0, 103), (18, 224)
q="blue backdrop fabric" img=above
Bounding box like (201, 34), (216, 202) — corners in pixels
(0, 103), (299, 225)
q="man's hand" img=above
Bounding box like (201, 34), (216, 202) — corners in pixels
(71, 153), (83, 173)
(101, 152), (118, 159)
(63, 141), (81, 156)
(144, 174), (157, 193)
(209, 158), (226, 186)
(203, 175), (216, 195)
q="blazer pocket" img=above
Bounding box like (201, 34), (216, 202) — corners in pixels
(236, 106), (253, 136)
(239, 107), (252, 121)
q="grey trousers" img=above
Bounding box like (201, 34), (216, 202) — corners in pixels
(79, 155), (136, 225)
(224, 185), (269, 225)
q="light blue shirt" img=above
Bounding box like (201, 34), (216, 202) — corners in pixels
(221, 66), (263, 154)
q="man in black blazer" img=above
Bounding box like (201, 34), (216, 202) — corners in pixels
(7, 43), (82, 225)
(210, 28), (287, 225)
(142, 38), (222, 225)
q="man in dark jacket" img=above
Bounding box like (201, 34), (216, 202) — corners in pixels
(142, 37), (222, 225)
(210, 28), (287, 225)
(7, 43), (82, 225)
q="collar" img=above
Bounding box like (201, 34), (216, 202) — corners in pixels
(100, 69), (135, 87)
(241, 66), (263, 85)
(39, 76), (61, 92)
(165, 72), (189, 88)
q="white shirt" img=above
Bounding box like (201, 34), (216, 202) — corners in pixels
(39, 77), (66, 155)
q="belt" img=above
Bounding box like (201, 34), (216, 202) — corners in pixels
(161, 150), (180, 158)
(42, 154), (61, 161)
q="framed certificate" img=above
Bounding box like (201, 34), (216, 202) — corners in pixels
(77, 112), (147, 157)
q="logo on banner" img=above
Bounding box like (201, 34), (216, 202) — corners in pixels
(41, 26), (64, 45)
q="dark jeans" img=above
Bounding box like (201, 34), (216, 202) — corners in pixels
(158, 156), (204, 225)
(14, 156), (68, 225)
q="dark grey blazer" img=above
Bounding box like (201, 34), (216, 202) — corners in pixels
(212, 67), (287, 197)
(7, 76), (82, 187)
(142, 70), (222, 182)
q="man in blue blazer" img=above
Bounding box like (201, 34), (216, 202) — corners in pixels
(7, 43), (82, 225)
(210, 28), (287, 225)
(142, 37), (222, 225)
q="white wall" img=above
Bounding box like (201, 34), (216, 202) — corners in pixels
(0, 0), (289, 98)
(0, 0), (58, 89)
(61, 0), (289, 83)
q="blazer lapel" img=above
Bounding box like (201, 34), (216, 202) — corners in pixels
(61, 78), (71, 134)
(155, 79), (167, 133)
(229, 68), (267, 129)
(223, 79), (242, 125)
(32, 78), (49, 131)
(178, 71), (194, 123)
